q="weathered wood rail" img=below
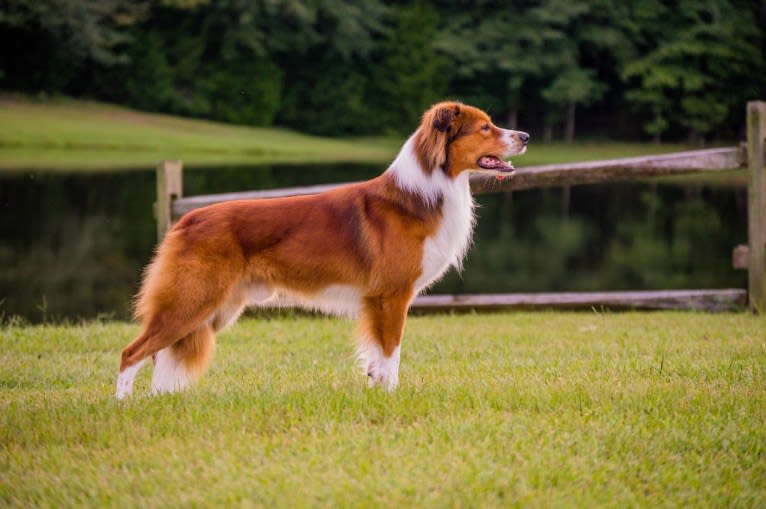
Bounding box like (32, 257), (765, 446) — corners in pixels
(154, 101), (766, 313)
(170, 145), (747, 217)
(412, 289), (747, 313)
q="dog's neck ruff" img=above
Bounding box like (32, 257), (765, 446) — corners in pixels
(387, 135), (458, 207)
(386, 134), (476, 290)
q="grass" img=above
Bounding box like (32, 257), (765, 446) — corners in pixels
(0, 96), (699, 171)
(0, 96), (400, 170)
(1, 311), (764, 507)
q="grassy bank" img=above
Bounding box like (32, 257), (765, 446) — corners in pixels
(1, 312), (764, 507)
(0, 96), (696, 171)
(0, 97), (399, 170)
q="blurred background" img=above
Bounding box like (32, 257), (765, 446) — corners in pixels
(0, 0), (764, 321)
(2, 0), (764, 139)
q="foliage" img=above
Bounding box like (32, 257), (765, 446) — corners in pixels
(366, 1), (448, 133)
(620, 0), (765, 142)
(1, 0), (764, 140)
(0, 0), (141, 91)
(198, 56), (284, 126)
(277, 54), (372, 135)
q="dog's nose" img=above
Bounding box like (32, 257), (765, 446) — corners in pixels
(517, 131), (530, 145)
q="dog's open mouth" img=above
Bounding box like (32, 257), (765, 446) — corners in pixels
(477, 156), (514, 172)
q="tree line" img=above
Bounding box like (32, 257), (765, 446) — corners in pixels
(1, 0), (764, 142)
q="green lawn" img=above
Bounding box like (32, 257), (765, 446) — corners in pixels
(1, 312), (764, 507)
(0, 96), (697, 171)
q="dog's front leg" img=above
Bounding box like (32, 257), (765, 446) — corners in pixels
(356, 292), (412, 391)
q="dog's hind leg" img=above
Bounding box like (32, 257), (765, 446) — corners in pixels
(151, 323), (216, 394)
(117, 311), (210, 399)
(117, 282), (238, 398)
(151, 288), (257, 395)
(115, 356), (149, 399)
(118, 291), (232, 397)
(144, 282), (274, 395)
(149, 282), (276, 394)
(117, 233), (246, 398)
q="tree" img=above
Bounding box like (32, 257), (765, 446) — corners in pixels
(532, 0), (627, 142)
(621, 0), (764, 143)
(434, 1), (556, 128)
(0, 0), (143, 92)
(366, 1), (448, 133)
(2, 0), (763, 139)
(542, 68), (606, 143)
(274, 0), (389, 134)
(435, 0), (623, 141)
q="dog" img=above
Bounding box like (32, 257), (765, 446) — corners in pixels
(115, 101), (528, 398)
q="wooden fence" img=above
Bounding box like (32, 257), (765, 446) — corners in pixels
(154, 101), (766, 313)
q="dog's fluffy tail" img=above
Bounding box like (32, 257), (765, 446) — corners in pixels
(151, 325), (216, 394)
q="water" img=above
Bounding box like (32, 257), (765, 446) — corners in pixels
(0, 165), (748, 322)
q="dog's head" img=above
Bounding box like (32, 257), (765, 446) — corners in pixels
(414, 101), (528, 178)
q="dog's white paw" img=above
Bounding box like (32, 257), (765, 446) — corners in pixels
(358, 344), (400, 392)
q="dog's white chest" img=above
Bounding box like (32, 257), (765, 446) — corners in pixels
(415, 174), (475, 292)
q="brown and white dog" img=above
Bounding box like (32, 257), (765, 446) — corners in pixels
(116, 101), (528, 398)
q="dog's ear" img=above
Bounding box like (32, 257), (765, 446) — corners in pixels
(415, 102), (462, 172)
(432, 104), (461, 133)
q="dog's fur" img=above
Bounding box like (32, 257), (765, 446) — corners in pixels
(116, 101), (528, 398)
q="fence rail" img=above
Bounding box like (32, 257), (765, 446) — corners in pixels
(155, 101), (766, 313)
(170, 146), (748, 217)
(411, 289), (747, 313)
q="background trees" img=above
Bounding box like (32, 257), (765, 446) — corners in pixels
(1, 0), (764, 142)
(621, 0), (765, 143)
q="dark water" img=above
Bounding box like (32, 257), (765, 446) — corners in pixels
(0, 165), (748, 322)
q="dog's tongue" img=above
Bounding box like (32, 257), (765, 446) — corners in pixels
(478, 156), (514, 171)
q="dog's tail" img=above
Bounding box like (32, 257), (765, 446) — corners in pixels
(151, 324), (216, 394)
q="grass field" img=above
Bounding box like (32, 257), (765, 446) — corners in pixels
(0, 96), (399, 170)
(1, 312), (764, 507)
(0, 96), (697, 171)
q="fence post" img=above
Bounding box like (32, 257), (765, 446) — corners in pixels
(747, 101), (766, 313)
(154, 160), (183, 241)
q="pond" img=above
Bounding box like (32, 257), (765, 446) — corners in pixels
(0, 164), (748, 322)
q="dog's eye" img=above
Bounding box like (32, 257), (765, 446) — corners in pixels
(481, 123), (490, 131)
